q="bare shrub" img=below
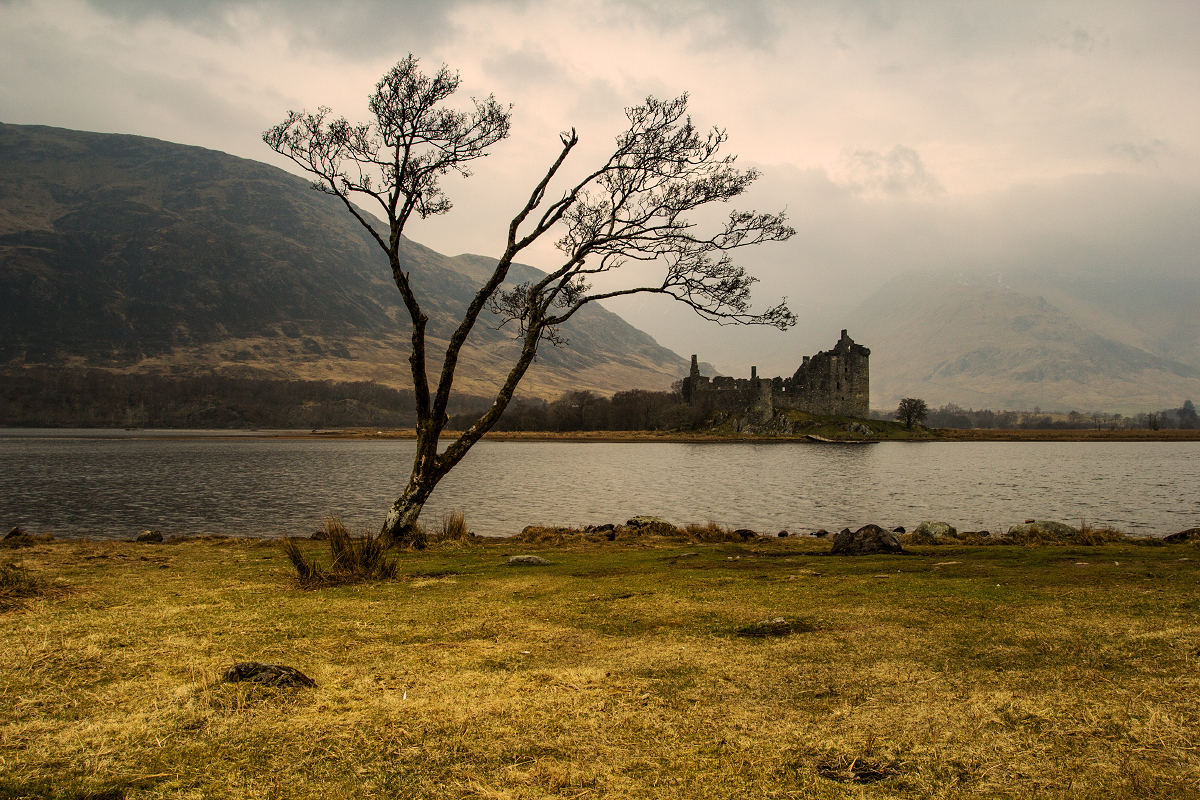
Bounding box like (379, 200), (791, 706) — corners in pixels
(282, 516), (399, 588)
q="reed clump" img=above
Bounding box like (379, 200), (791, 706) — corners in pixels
(427, 510), (474, 547)
(682, 521), (744, 543)
(0, 561), (51, 611)
(513, 525), (574, 545)
(281, 516), (398, 588)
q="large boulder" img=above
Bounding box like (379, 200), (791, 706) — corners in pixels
(831, 524), (904, 555)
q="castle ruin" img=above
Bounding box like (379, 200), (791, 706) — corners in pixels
(683, 330), (870, 420)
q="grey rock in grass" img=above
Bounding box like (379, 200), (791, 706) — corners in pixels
(831, 524), (904, 555)
(914, 521), (957, 539)
(584, 523), (615, 533)
(223, 662), (315, 688)
(136, 530), (163, 543)
(1165, 527), (1200, 543)
(626, 516), (674, 531)
(1006, 520), (1080, 539)
(507, 555), (551, 565)
(734, 529), (758, 540)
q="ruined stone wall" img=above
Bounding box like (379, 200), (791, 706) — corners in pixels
(684, 330), (870, 419)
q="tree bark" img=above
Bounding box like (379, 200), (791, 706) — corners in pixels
(379, 452), (441, 546)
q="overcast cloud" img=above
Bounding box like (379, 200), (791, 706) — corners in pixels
(2, 0), (1196, 375)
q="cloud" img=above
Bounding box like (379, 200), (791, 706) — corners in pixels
(842, 145), (945, 198)
(1108, 138), (1168, 165)
(80, 0), (470, 56)
(3, 0), (1199, 377)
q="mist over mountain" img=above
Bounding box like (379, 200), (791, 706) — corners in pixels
(0, 122), (691, 400)
(854, 270), (1200, 414)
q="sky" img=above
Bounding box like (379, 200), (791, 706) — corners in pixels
(2, 0), (1198, 376)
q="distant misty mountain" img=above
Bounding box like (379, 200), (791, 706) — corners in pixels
(0, 122), (690, 399)
(854, 270), (1200, 414)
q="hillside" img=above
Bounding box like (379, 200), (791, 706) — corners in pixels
(854, 272), (1200, 414)
(0, 122), (691, 399)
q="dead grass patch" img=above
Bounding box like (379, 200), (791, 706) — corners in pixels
(2, 536), (1197, 799)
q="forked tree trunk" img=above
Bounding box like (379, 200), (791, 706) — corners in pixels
(379, 332), (542, 546)
(379, 425), (444, 546)
(379, 474), (434, 545)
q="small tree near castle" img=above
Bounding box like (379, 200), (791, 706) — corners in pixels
(896, 398), (928, 430)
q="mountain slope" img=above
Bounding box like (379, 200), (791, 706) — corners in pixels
(0, 122), (690, 398)
(853, 272), (1200, 414)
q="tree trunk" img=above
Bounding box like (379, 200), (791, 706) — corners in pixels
(379, 327), (544, 546)
(379, 473), (437, 546)
(379, 429), (444, 546)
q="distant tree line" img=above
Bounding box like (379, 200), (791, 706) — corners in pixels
(871, 400), (1198, 430)
(0, 368), (486, 429)
(7, 367), (1194, 433)
(448, 385), (708, 433)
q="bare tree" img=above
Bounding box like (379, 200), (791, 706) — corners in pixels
(266, 56), (794, 544)
(895, 397), (928, 431)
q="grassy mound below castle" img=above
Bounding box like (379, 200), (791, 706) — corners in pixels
(2, 529), (1198, 799)
(702, 408), (935, 440)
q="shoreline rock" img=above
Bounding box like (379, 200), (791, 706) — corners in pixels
(831, 525), (904, 555)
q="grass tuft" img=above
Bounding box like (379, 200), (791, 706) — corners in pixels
(514, 525), (574, 545)
(683, 521), (743, 543)
(0, 560), (54, 611)
(428, 510), (473, 547)
(282, 516), (398, 588)
(1076, 522), (1130, 545)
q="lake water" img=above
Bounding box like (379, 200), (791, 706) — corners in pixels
(1, 429), (1197, 540)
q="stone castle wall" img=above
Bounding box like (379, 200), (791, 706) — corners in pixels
(682, 330), (870, 419)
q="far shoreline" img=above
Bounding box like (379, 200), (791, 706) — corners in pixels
(302, 427), (1200, 443)
(5, 427), (1200, 442)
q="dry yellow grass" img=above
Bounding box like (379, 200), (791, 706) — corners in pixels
(1, 534), (1198, 798)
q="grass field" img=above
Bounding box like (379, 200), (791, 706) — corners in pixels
(2, 533), (1198, 799)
